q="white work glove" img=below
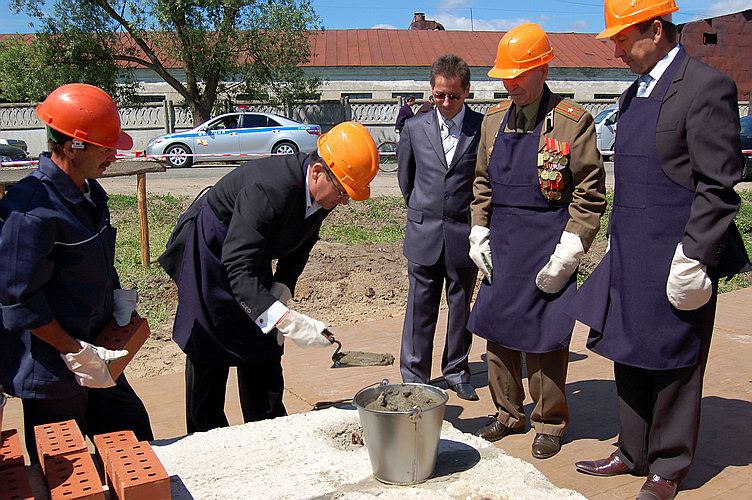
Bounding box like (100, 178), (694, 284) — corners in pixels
(666, 242), (712, 311)
(469, 225), (493, 284)
(113, 289), (138, 327)
(269, 282), (293, 346)
(61, 340), (128, 389)
(275, 310), (331, 348)
(536, 231), (584, 294)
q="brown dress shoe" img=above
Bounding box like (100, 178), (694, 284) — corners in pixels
(636, 474), (678, 500)
(575, 452), (631, 477)
(531, 433), (561, 459)
(475, 417), (525, 442)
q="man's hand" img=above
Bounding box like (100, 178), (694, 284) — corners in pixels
(536, 232), (584, 294)
(113, 289), (138, 327)
(275, 310), (331, 348)
(666, 243), (712, 310)
(270, 282), (293, 346)
(469, 225), (493, 283)
(60, 341), (128, 388)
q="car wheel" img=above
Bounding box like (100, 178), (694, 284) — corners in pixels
(272, 141), (298, 156)
(165, 143), (194, 168)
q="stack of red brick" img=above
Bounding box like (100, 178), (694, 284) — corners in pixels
(0, 420), (170, 500)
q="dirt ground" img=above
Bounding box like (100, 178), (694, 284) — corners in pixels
(126, 239), (412, 379)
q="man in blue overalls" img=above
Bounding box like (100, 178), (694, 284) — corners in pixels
(0, 83), (153, 463)
(570, 1), (749, 498)
(468, 24), (607, 459)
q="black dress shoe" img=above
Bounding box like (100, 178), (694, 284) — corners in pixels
(636, 474), (677, 500)
(475, 417), (525, 442)
(575, 452), (632, 477)
(450, 383), (479, 401)
(531, 433), (561, 459)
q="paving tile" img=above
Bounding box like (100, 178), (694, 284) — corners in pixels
(0, 466), (34, 500)
(44, 450), (104, 500)
(0, 430), (24, 470)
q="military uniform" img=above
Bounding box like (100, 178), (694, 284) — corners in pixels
(469, 85), (606, 436)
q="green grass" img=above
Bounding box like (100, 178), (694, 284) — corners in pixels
(319, 196), (406, 244)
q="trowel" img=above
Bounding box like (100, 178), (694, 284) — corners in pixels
(321, 328), (395, 368)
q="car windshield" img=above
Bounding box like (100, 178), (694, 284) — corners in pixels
(594, 107), (616, 124)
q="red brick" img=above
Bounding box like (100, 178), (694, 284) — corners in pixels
(0, 466), (34, 500)
(34, 420), (87, 474)
(108, 442), (169, 500)
(92, 318), (151, 380)
(92, 430), (137, 490)
(44, 451), (104, 500)
(0, 430), (24, 470)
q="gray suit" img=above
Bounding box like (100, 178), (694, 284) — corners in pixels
(397, 105), (483, 385)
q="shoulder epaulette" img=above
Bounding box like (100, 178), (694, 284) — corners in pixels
(554, 100), (586, 121)
(487, 100), (512, 115)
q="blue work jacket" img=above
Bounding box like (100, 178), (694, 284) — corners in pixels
(0, 154), (119, 399)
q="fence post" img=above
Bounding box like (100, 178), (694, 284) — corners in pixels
(166, 100), (175, 133)
(162, 100), (170, 134)
(136, 173), (151, 268)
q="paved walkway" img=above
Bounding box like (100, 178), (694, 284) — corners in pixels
(4, 288), (750, 499)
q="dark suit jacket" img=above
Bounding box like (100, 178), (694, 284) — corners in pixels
(398, 105), (483, 268)
(618, 48), (748, 278)
(395, 103), (415, 132)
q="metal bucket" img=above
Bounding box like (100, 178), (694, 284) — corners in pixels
(353, 380), (448, 485)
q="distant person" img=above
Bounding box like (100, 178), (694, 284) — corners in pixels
(570, 0), (749, 498)
(397, 54), (483, 402)
(468, 24), (606, 460)
(159, 122), (379, 433)
(0, 83), (153, 463)
(224, 116), (238, 129)
(395, 96), (415, 133)
(415, 95), (434, 116)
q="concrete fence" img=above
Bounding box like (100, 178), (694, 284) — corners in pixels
(1, 99), (749, 157)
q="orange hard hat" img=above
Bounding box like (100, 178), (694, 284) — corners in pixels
(317, 121), (379, 201)
(488, 23), (555, 79)
(36, 83), (133, 150)
(597, 0), (678, 39)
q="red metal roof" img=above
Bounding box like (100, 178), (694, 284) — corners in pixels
(1, 29), (623, 69)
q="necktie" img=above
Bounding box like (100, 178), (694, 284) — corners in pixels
(442, 119), (456, 164)
(516, 110), (527, 132)
(637, 74), (653, 98)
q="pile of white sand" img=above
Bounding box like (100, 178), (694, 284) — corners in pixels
(152, 407), (585, 499)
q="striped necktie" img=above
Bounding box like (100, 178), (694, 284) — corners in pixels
(442, 118), (455, 164)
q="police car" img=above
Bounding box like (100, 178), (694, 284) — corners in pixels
(145, 112), (321, 167)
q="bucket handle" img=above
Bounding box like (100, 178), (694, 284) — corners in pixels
(408, 405), (422, 422)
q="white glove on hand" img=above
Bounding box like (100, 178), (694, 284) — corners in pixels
(275, 310), (331, 348)
(666, 243), (712, 310)
(61, 341), (128, 388)
(269, 282), (293, 346)
(113, 288), (138, 327)
(536, 231), (584, 294)
(469, 225), (493, 284)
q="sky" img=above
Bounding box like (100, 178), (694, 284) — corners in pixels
(1, 0), (751, 34)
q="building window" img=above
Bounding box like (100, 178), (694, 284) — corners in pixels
(557, 93), (575, 99)
(466, 92), (475, 99)
(703, 32), (718, 45)
(493, 92), (509, 99)
(133, 95), (166, 103)
(594, 93), (622, 100)
(392, 92), (424, 100)
(342, 92), (373, 99)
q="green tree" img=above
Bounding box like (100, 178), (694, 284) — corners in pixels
(10, 0), (323, 124)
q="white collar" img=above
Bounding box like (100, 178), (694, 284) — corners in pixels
(646, 44), (681, 84)
(436, 105), (466, 132)
(304, 163), (321, 218)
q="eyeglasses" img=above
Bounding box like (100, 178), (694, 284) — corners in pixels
(432, 92), (463, 101)
(323, 168), (348, 199)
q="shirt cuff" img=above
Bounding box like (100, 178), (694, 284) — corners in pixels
(1, 292), (55, 332)
(255, 301), (289, 334)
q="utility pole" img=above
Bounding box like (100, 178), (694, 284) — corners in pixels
(470, 8), (474, 31)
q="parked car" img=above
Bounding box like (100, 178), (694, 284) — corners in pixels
(741, 115), (752, 181)
(0, 138), (28, 152)
(594, 103), (618, 157)
(145, 112), (322, 168)
(0, 144), (30, 165)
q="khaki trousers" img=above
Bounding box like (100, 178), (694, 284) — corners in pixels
(486, 341), (569, 436)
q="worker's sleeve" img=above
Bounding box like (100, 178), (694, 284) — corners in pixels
(220, 183), (280, 322)
(564, 111), (608, 252)
(682, 74), (743, 267)
(0, 212), (56, 331)
(471, 115), (493, 228)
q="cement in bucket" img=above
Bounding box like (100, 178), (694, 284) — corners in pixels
(353, 380), (448, 485)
